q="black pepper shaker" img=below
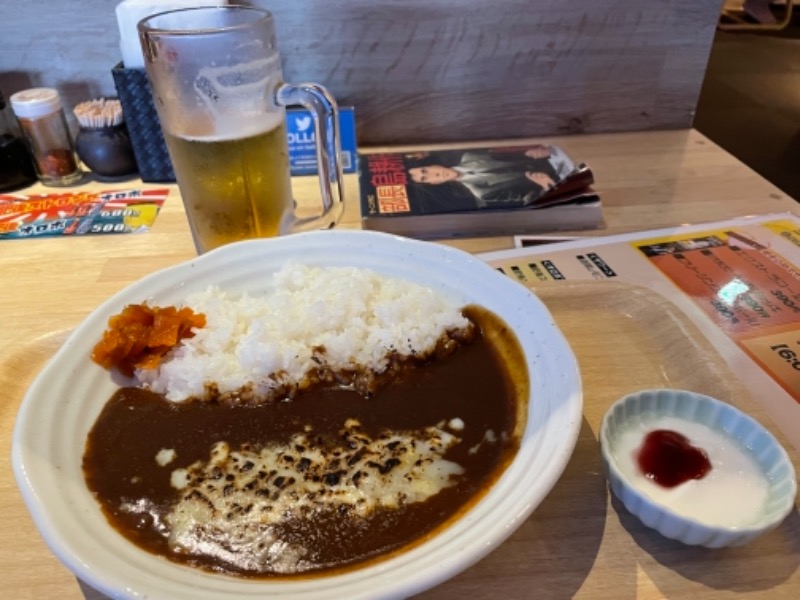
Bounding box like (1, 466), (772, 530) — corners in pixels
(0, 90), (37, 192)
(10, 87), (83, 186)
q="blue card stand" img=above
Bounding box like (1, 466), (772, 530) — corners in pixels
(287, 107), (357, 176)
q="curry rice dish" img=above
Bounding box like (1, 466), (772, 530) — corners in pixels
(83, 264), (528, 577)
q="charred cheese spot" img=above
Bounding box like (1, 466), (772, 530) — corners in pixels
(163, 419), (464, 572)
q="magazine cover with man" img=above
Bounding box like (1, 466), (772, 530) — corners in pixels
(357, 142), (600, 238)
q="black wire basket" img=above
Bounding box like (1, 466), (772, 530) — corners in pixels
(111, 63), (175, 182)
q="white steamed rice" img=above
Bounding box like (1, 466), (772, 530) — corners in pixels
(136, 262), (470, 402)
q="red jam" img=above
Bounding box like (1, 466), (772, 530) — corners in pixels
(637, 429), (712, 488)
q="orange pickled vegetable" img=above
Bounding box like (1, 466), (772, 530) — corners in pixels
(91, 303), (206, 376)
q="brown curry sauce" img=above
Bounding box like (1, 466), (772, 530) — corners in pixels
(82, 306), (528, 577)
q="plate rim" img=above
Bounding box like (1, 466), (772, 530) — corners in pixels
(12, 229), (583, 599)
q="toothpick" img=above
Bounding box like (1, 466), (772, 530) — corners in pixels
(73, 98), (125, 128)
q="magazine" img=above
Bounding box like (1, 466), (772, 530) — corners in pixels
(358, 142), (602, 239)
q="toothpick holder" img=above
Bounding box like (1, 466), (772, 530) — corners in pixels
(75, 123), (138, 181)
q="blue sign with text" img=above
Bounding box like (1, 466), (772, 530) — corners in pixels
(286, 107), (357, 176)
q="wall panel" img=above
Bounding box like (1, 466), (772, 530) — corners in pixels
(0, 0), (723, 144)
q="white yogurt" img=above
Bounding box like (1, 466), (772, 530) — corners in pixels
(611, 416), (769, 528)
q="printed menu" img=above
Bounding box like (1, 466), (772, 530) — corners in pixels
(481, 213), (800, 447)
(0, 188), (168, 239)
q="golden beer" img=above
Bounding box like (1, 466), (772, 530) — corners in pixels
(165, 122), (293, 253)
(141, 6), (344, 255)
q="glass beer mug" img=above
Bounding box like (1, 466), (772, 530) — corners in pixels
(138, 6), (344, 254)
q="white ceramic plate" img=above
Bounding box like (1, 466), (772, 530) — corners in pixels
(13, 229), (582, 600)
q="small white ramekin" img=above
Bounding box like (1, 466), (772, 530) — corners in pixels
(600, 389), (797, 548)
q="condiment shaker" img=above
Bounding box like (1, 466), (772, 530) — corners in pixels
(10, 88), (83, 186)
(0, 89), (37, 192)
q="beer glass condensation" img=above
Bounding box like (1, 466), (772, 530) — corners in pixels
(138, 6), (344, 253)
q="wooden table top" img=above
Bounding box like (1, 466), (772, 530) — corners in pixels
(2, 128), (799, 599)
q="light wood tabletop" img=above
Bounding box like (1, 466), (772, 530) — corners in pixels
(3, 128), (799, 599)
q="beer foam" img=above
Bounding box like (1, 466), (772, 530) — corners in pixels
(189, 55), (285, 140)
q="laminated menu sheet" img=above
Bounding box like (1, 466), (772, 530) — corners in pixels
(481, 213), (800, 448)
(0, 187), (168, 239)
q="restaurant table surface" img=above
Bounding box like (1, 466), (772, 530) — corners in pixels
(3, 128), (800, 599)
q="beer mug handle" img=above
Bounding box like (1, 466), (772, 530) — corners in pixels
(275, 83), (345, 231)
